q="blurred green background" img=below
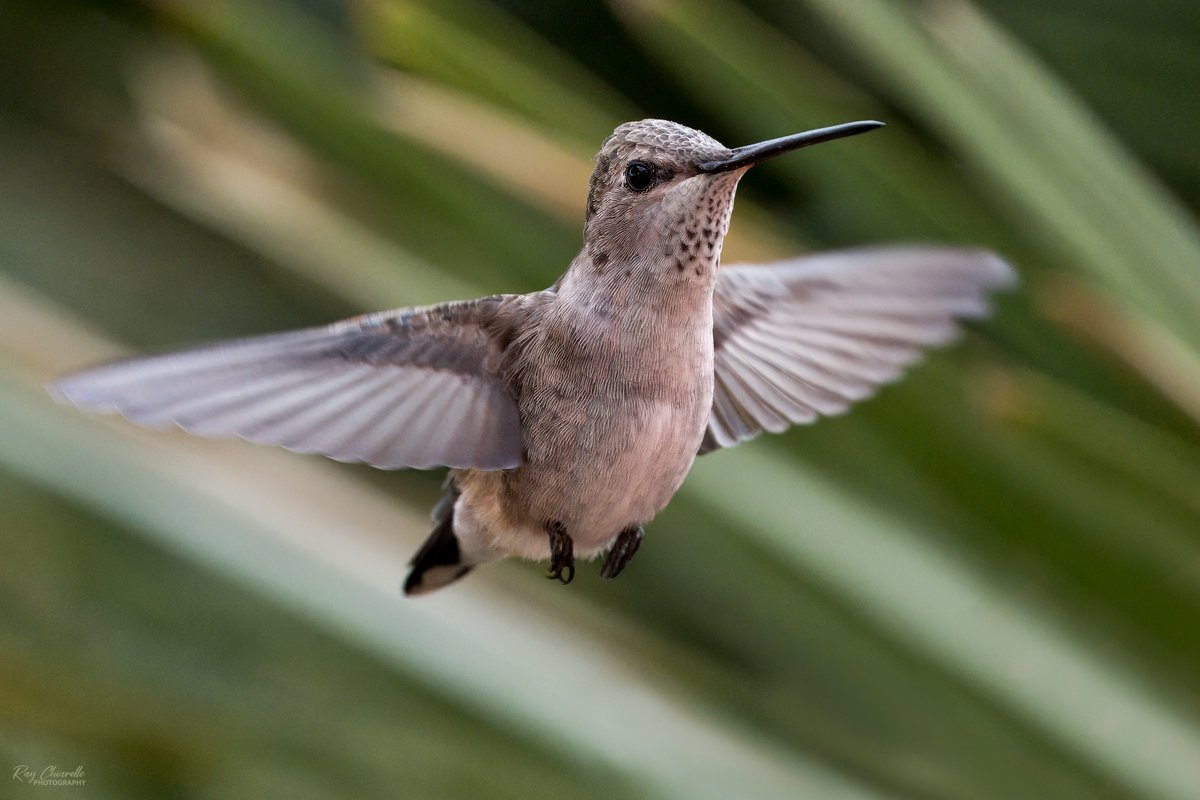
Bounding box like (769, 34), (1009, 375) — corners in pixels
(2, 0), (1200, 798)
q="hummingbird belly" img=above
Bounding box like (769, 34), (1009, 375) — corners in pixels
(564, 399), (700, 543)
(453, 375), (712, 563)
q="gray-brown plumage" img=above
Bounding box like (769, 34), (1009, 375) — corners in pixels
(50, 118), (1015, 595)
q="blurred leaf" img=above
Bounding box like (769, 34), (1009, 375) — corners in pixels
(799, 0), (1200, 356)
(685, 447), (1200, 800)
(364, 0), (634, 143)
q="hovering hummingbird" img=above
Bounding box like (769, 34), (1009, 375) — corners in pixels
(51, 119), (1014, 595)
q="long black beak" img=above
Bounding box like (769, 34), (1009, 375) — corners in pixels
(697, 120), (885, 173)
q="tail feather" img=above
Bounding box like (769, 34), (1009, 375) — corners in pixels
(403, 478), (473, 596)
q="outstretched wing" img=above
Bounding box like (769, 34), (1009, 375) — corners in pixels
(702, 247), (1015, 453)
(51, 296), (525, 470)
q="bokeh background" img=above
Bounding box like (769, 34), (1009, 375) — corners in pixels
(3, 0), (1200, 798)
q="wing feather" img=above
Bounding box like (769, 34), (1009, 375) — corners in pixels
(702, 247), (1015, 453)
(51, 296), (527, 470)
(302, 370), (402, 457)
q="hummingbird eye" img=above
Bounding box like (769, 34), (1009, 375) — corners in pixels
(624, 162), (655, 192)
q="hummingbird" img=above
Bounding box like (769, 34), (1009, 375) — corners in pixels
(51, 118), (1014, 595)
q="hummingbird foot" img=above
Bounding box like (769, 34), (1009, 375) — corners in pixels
(545, 521), (575, 584)
(600, 524), (644, 580)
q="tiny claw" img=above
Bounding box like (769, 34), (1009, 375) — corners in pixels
(601, 524), (643, 580)
(546, 562), (575, 585)
(546, 520), (575, 586)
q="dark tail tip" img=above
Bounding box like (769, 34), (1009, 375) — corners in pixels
(404, 563), (473, 596)
(403, 513), (473, 596)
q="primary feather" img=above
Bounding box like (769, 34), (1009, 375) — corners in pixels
(50, 297), (524, 470)
(702, 247), (1015, 452)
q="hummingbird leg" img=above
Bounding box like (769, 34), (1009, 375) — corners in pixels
(601, 524), (644, 580)
(545, 520), (575, 585)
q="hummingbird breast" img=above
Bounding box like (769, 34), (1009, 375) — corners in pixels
(463, 284), (715, 560)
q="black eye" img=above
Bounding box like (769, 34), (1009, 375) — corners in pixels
(624, 161), (655, 192)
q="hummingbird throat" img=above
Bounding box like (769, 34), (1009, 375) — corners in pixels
(664, 173), (740, 280)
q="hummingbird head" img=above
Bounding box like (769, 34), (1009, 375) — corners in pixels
(582, 119), (884, 281)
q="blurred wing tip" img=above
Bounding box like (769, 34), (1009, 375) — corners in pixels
(875, 244), (1019, 290)
(974, 250), (1019, 290)
(47, 374), (112, 411)
(45, 378), (73, 405)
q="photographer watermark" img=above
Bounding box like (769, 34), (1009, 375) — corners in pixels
(12, 765), (86, 787)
